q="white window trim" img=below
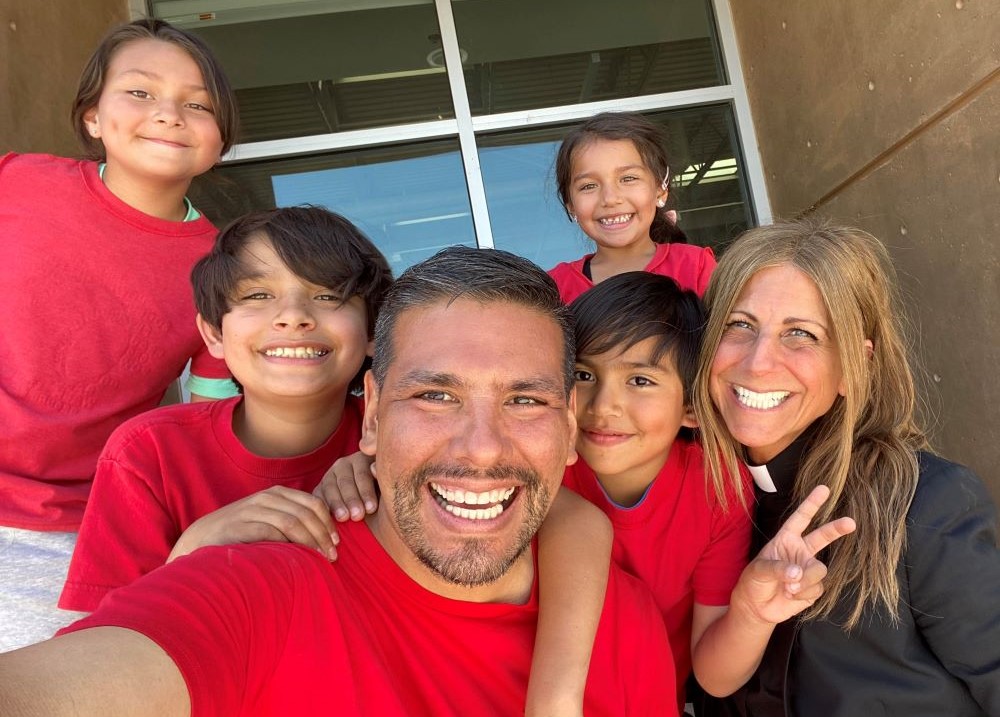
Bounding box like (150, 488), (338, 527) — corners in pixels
(711, 0), (772, 224)
(433, 0), (495, 246)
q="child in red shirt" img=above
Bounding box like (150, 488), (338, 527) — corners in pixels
(0, 18), (240, 649)
(547, 112), (716, 303)
(60, 207), (394, 611)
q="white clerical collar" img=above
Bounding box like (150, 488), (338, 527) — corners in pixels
(746, 462), (777, 493)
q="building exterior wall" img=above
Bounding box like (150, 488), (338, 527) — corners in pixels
(1, 0), (129, 156)
(730, 0), (1000, 502)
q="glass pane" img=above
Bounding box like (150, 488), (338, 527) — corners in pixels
(189, 139), (475, 277)
(157, 2), (454, 141)
(453, 0), (724, 115)
(477, 104), (752, 271)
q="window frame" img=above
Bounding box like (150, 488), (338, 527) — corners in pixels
(212, 0), (771, 245)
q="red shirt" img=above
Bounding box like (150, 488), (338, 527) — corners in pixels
(61, 520), (676, 716)
(60, 395), (363, 612)
(0, 153), (229, 531)
(548, 242), (716, 303)
(563, 438), (751, 709)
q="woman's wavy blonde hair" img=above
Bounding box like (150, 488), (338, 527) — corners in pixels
(694, 218), (927, 628)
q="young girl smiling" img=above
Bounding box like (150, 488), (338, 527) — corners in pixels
(548, 111), (716, 302)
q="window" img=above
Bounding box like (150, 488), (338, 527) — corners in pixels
(161, 0), (769, 274)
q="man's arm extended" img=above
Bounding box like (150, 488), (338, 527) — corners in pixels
(0, 627), (189, 717)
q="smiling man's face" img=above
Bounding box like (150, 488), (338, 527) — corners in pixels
(361, 298), (577, 603)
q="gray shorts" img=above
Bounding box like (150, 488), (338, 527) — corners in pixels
(0, 527), (88, 652)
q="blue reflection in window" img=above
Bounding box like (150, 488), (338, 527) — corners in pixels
(479, 140), (593, 272)
(272, 152), (476, 277)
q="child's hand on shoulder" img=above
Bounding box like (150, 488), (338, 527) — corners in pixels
(313, 450), (379, 522)
(168, 486), (340, 562)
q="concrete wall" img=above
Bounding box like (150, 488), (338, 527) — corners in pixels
(1, 0), (130, 156)
(730, 0), (1000, 503)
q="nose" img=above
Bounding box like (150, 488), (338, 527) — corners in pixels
(600, 182), (622, 206)
(451, 399), (507, 469)
(743, 333), (779, 375)
(585, 380), (622, 418)
(153, 98), (184, 125)
(273, 294), (315, 331)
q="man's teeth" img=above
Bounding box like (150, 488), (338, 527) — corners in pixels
(429, 483), (516, 520)
(734, 386), (790, 410)
(264, 346), (328, 358)
(599, 213), (633, 226)
(446, 503), (504, 520)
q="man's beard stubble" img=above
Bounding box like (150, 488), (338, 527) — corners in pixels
(391, 462), (551, 587)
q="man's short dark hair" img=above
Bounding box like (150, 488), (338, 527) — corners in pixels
(570, 271), (705, 402)
(191, 206), (393, 392)
(372, 246), (575, 396)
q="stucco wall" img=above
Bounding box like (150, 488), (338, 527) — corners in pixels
(730, 0), (1000, 502)
(1, 0), (129, 156)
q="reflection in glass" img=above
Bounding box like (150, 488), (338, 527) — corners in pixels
(189, 140), (475, 277)
(177, 3), (454, 141)
(478, 105), (751, 271)
(454, 0), (723, 115)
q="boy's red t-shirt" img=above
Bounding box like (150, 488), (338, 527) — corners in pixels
(60, 395), (364, 612)
(562, 437), (752, 709)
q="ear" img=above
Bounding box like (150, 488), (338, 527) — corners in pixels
(681, 403), (699, 429)
(656, 185), (669, 209)
(82, 106), (101, 138)
(195, 313), (225, 359)
(564, 386), (579, 467)
(359, 370), (380, 457)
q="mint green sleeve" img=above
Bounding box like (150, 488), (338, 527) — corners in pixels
(184, 374), (240, 399)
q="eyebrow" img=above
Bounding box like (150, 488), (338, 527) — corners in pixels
(571, 164), (646, 182)
(116, 68), (208, 93)
(580, 357), (670, 373)
(619, 360), (666, 371)
(234, 269), (272, 283)
(508, 377), (566, 396)
(732, 309), (830, 333)
(235, 269), (341, 295)
(395, 370), (462, 392)
(394, 371), (564, 396)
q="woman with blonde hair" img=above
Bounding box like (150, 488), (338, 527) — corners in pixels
(694, 219), (1000, 716)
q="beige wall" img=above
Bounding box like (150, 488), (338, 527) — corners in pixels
(1, 0), (129, 156)
(730, 0), (1000, 502)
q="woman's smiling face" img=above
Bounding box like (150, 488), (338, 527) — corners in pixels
(709, 263), (846, 464)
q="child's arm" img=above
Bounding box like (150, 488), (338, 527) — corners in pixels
(526, 488), (613, 717)
(691, 485), (856, 696)
(173, 452), (382, 562)
(186, 345), (240, 402)
(168, 486), (339, 562)
(312, 451), (379, 521)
